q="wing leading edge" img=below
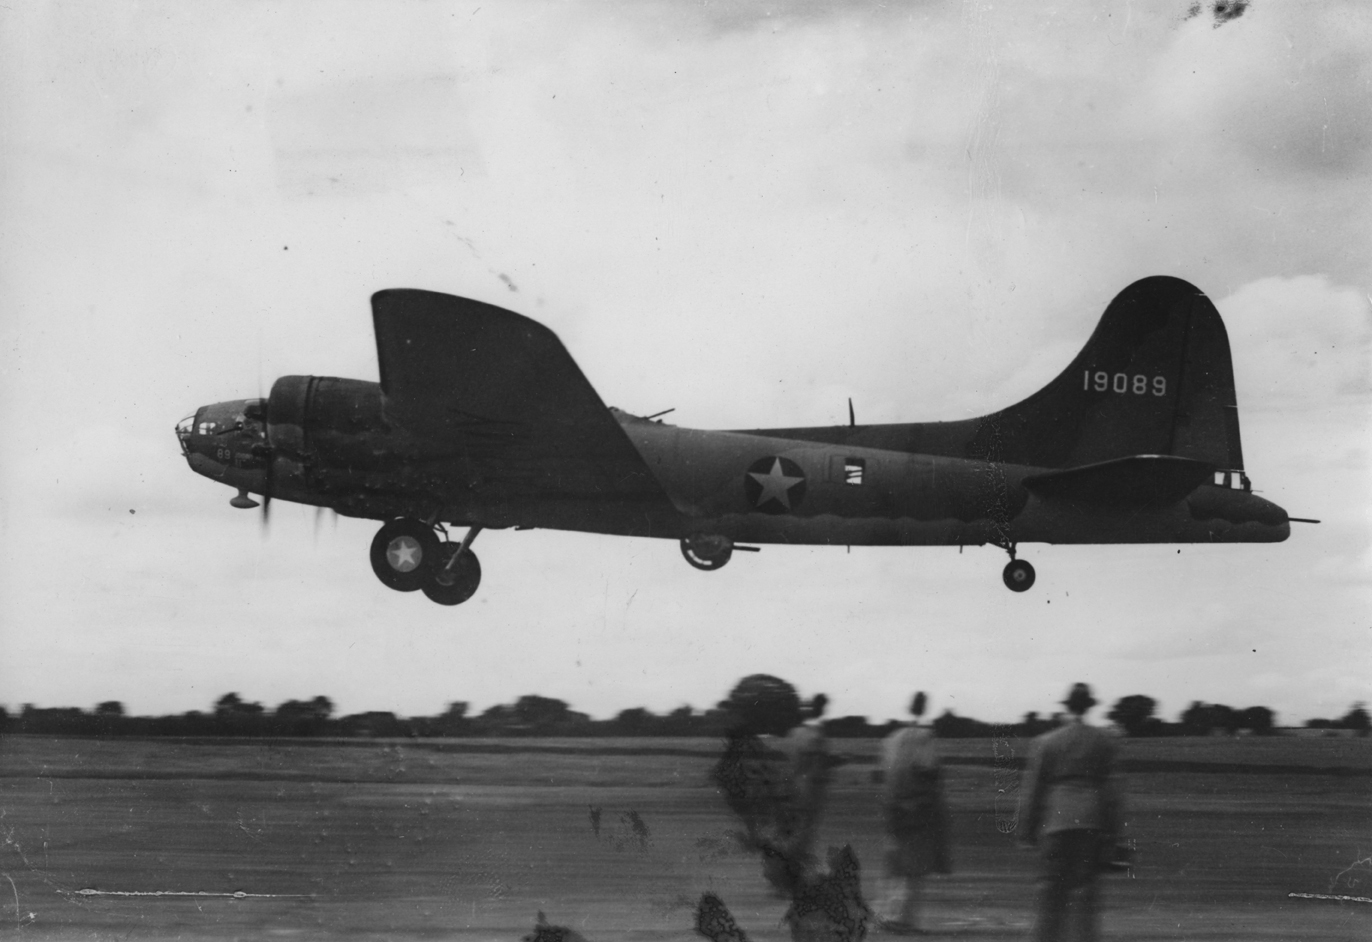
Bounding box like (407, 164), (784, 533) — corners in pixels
(371, 289), (679, 518)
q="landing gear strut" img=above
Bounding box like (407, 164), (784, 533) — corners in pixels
(370, 519), (483, 604)
(1001, 544), (1036, 593)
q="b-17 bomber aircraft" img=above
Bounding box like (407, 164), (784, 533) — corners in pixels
(177, 276), (1305, 605)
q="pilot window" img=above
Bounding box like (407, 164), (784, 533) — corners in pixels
(845, 458), (865, 486)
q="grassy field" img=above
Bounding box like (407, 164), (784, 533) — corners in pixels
(1, 735), (1368, 940)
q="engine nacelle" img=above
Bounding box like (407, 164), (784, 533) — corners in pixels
(266, 375), (390, 467)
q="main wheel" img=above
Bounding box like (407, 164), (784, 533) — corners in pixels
(681, 533), (733, 571)
(1002, 558), (1036, 592)
(370, 518), (441, 592)
(423, 545), (482, 606)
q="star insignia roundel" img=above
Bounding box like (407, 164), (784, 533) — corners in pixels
(387, 536), (423, 572)
(744, 456), (807, 514)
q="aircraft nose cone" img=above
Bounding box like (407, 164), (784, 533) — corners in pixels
(176, 412), (197, 450)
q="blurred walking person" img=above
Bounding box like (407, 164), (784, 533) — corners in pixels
(786, 694), (835, 874)
(1017, 683), (1124, 942)
(877, 691), (950, 934)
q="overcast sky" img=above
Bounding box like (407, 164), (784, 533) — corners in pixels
(2, 1), (1368, 727)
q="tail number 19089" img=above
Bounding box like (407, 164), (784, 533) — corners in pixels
(1083, 371), (1166, 396)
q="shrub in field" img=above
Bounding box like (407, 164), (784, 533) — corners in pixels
(1181, 702), (1240, 736)
(931, 709), (993, 738)
(1342, 703), (1370, 736)
(1239, 706), (1276, 735)
(1107, 695), (1157, 736)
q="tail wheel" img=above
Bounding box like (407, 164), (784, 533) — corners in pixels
(1003, 558), (1036, 592)
(370, 518), (441, 592)
(681, 534), (733, 571)
(423, 546), (482, 606)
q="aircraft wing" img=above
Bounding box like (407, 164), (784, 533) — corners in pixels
(372, 289), (678, 512)
(1021, 455), (1216, 506)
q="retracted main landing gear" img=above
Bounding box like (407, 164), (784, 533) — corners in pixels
(681, 533), (734, 571)
(680, 533), (761, 571)
(369, 518), (482, 605)
(1000, 543), (1036, 593)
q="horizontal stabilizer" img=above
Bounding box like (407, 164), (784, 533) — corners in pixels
(1022, 455), (1215, 506)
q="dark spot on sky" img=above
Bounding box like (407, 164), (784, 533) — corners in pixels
(1212, 0), (1248, 25)
(129, 509), (135, 514)
(499, 273), (517, 292)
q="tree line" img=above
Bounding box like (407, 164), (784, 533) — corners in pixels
(2, 686), (1367, 740)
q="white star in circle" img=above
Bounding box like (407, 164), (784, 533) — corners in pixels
(749, 458), (804, 509)
(388, 536), (422, 572)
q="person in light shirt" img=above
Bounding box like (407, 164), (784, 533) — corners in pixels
(877, 691), (951, 934)
(785, 693), (836, 874)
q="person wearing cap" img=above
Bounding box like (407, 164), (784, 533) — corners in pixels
(785, 693), (835, 875)
(876, 691), (951, 934)
(1016, 683), (1124, 942)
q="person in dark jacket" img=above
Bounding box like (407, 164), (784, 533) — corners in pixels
(1017, 683), (1124, 942)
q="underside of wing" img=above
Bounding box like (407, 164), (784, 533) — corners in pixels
(1022, 455), (1216, 506)
(372, 289), (678, 513)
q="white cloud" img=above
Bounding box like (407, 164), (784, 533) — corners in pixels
(1222, 274), (1372, 409)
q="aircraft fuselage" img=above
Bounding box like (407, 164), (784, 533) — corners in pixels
(178, 395), (1289, 547)
(176, 277), (1300, 601)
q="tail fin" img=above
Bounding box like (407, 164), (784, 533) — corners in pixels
(964, 276), (1244, 470)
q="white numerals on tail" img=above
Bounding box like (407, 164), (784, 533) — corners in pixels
(1083, 371), (1167, 396)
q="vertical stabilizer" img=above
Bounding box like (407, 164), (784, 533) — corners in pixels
(963, 276), (1244, 470)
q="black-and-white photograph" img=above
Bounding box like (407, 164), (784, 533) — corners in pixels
(2, 1), (1368, 939)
